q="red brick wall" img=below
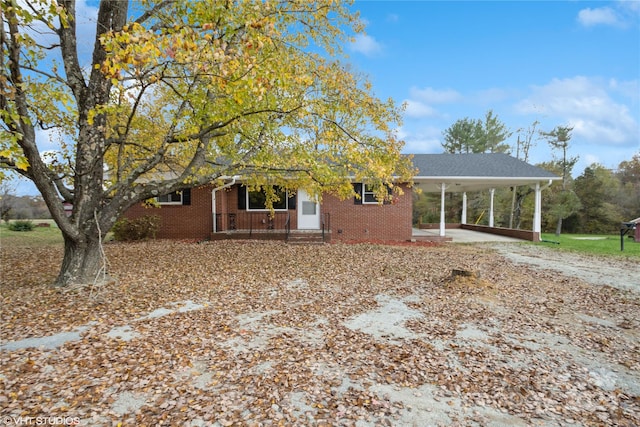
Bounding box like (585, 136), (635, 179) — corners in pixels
(321, 184), (413, 242)
(122, 185), (213, 240)
(122, 183), (414, 241)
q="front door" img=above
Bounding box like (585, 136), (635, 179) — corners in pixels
(297, 189), (320, 229)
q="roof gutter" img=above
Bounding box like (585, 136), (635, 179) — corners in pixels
(212, 176), (240, 233)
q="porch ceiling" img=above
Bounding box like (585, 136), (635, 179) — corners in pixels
(413, 177), (557, 193)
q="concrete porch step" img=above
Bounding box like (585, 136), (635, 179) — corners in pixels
(287, 231), (326, 244)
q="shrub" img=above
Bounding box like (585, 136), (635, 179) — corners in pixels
(8, 220), (35, 232)
(111, 215), (161, 241)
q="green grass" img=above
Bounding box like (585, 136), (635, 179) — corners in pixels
(0, 219), (64, 248)
(538, 232), (640, 257)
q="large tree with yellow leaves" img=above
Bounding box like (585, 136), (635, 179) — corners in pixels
(1, 0), (412, 287)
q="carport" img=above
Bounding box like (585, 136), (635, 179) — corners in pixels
(411, 153), (561, 242)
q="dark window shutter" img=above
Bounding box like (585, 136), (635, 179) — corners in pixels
(238, 185), (246, 209)
(353, 183), (363, 205)
(288, 192), (296, 210)
(182, 188), (191, 205)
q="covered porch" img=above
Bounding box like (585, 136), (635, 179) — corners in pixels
(211, 210), (331, 243)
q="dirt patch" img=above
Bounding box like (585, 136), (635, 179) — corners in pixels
(1, 241), (639, 426)
(491, 243), (640, 292)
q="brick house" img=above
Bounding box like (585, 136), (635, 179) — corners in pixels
(122, 153), (559, 242)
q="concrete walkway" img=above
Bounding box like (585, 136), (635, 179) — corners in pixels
(412, 228), (525, 243)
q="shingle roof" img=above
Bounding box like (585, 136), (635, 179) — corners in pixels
(411, 153), (558, 178)
(409, 153), (560, 193)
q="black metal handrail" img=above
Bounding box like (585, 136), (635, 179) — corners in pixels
(215, 212), (290, 235)
(285, 213), (291, 241)
(322, 212), (330, 242)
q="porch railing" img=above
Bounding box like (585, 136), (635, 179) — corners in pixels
(214, 212), (331, 242)
(215, 212), (290, 236)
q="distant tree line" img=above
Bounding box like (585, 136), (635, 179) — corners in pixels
(0, 180), (51, 221)
(415, 111), (640, 235)
(560, 154), (640, 233)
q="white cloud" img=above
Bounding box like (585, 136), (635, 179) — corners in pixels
(402, 87), (463, 120)
(409, 87), (462, 104)
(17, 0), (98, 66)
(393, 126), (408, 141)
(582, 153), (601, 166)
(608, 78), (640, 101)
(403, 137), (442, 154)
(616, 0), (640, 19)
(36, 127), (61, 149)
(470, 88), (512, 104)
(577, 7), (621, 27)
(401, 125), (443, 154)
(514, 76), (639, 146)
(386, 13), (399, 23)
(403, 100), (438, 118)
(349, 34), (383, 56)
(577, 2), (639, 28)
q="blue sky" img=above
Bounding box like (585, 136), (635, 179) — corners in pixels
(346, 0), (639, 172)
(10, 0), (640, 196)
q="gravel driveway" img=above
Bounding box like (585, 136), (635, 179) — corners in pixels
(491, 243), (640, 292)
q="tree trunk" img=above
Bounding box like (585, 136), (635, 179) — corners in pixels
(555, 217), (563, 237)
(514, 196), (523, 229)
(54, 234), (105, 287)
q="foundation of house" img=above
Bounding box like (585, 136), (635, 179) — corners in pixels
(210, 229), (330, 243)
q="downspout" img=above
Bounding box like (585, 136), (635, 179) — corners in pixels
(212, 176), (239, 233)
(540, 179), (553, 193)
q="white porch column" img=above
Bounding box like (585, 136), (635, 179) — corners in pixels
(461, 192), (467, 225)
(440, 183), (446, 237)
(533, 182), (542, 236)
(489, 188), (495, 227)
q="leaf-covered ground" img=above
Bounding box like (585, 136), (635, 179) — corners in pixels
(1, 240), (639, 426)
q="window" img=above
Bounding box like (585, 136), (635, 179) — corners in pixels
(156, 189), (191, 205)
(157, 191), (182, 205)
(354, 183), (392, 205)
(362, 184), (378, 204)
(247, 187), (288, 210)
(302, 201), (316, 215)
